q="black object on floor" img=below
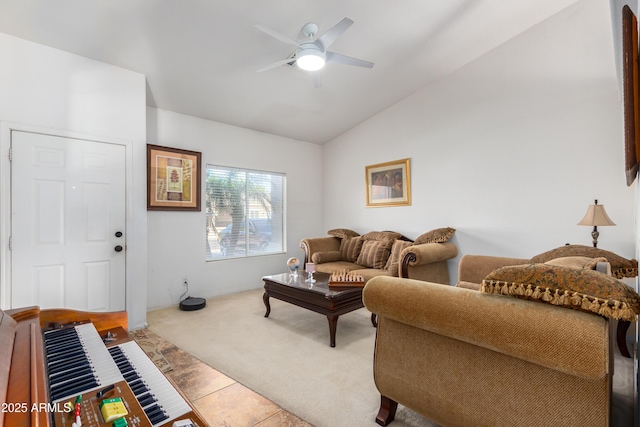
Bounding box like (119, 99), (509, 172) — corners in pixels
(179, 297), (206, 311)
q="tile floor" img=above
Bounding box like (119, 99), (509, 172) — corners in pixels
(131, 328), (312, 427)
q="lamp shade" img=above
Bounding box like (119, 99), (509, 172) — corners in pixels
(578, 201), (616, 226)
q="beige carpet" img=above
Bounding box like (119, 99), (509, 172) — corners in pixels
(147, 288), (439, 427)
(147, 288), (635, 427)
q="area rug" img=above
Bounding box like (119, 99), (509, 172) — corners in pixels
(146, 288), (439, 427)
(131, 329), (173, 373)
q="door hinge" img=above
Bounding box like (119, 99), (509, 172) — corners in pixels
(8, 147), (11, 162)
(8, 236), (11, 250)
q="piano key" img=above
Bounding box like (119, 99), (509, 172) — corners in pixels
(138, 392), (157, 408)
(144, 404), (169, 425)
(49, 366), (94, 383)
(44, 329), (79, 340)
(129, 380), (149, 396)
(112, 341), (191, 424)
(47, 353), (91, 370)
(44, 328), (77, 341)
(47, 347), (87, 364)
(116, 360), (135, 371)
(45, 335), (81, 347)
(123, 370), (140, 382)
(50, 371), (95, 391)
(45, 337), (81, 352)
(50, 377), (98, 401)
(44, 324), (124, 402)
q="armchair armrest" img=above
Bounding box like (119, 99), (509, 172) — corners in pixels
(399, 242), (458, 278)
(300, 237), (341, 265)
(363, 276), (610, 380)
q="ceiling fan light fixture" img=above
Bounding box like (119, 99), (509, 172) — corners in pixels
(296, 44), (326, 71)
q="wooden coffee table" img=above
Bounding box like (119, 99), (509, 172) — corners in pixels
(262, 271), (375, 347)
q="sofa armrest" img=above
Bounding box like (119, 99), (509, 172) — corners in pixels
(363, 276), (610, 380)
(399, 242), (458, 277)
(300, 237), (341, 265)
(457, 254), (530, 285)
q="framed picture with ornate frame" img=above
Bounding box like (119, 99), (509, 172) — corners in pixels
(147, 144), (202, 211)
(622, 5), (640, 186)
(365, 158), (411, 207)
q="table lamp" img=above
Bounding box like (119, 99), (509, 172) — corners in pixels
(577, 199), (616, 247)
(305, 263), (316, 283)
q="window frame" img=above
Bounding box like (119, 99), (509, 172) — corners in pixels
(205, 164), (286, 261)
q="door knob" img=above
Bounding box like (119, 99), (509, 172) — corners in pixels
(114, 245), (123, 252)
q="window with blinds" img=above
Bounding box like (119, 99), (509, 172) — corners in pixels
(205, 165), (286, 260)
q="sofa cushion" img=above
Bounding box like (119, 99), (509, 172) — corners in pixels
(340, 236), (364, 263)
(362, 231), (403, 241)
(414, 227), (456, 244)
(384, 240), (414, 275)
(481, 263), (640, 321)
(314, 261), (360, 274)
(356, 239), (393, 269)
(544, 256), (606, 270)
(531, 245), (638, 279)
(311, 251), (343, 264)
(327, 228), (360, 239)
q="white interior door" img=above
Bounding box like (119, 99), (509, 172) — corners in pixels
(10, 130), (126, 311)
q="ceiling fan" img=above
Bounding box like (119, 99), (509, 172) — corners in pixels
(255, 18), (374, 87)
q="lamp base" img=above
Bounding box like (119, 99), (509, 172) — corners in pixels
(591, 226), (599, 248)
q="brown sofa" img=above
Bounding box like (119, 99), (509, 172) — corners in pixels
(363, 254), (618, 426)
(300, 230), (458, 284)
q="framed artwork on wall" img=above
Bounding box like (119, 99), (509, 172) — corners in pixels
(622, 5), (640, 186)
(147, 144), (202, 211)
(365, 158), (411, 207)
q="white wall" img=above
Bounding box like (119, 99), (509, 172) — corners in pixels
(0, 33), (149, 328)
(0, 0), (635, 322)
(323, 0), (636, 284)
(146, 108), (323, 310)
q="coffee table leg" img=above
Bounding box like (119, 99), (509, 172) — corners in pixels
(263, 291), (271, 318)
(327, 315), (338, 347)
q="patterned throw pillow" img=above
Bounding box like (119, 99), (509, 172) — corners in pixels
(531, 245), (638, 279)
(362, 231), (403, 241)
(327, 228), (360, 239)
(340, 237), (364, 263)
(384, 240), (414, 274)
(356, 239), (393, 269)
(311, 251), (343, 264)
(414, 227), (456, 245)
(481, 263), (640, 321)
(387, 263), (400, 277)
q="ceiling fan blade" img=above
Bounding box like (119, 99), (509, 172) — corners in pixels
(311, 71), (322, 88)
(255, 24), (299, 47)
(326, 51), (374, 68)
(257, 58), (295, 73)
(315, 18), (353, 51)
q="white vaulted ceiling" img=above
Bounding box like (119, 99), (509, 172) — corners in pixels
(0, 0), (579, 144)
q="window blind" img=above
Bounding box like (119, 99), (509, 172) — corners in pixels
(205, 165), (286, 260)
